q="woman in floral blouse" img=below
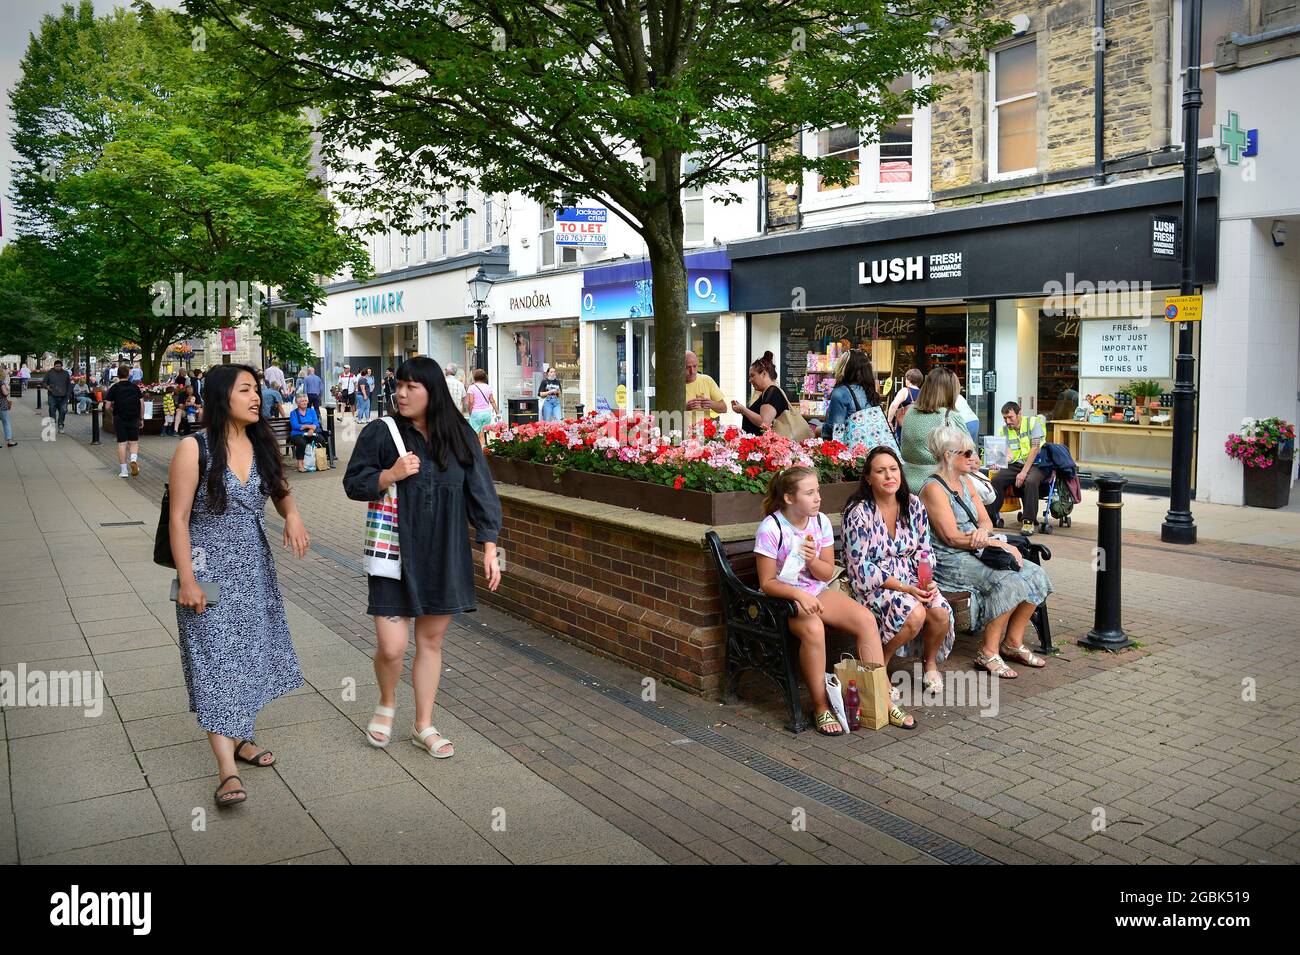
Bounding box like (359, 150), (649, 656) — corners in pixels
(843, 445), (955, 695)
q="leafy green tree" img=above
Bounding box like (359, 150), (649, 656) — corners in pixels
(8, 3), (369, 382)
(191, 0), (1007, 415)
(0, 245), (60, 363)
(258, 320), (318, 368)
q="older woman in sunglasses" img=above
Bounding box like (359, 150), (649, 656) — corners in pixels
(918, 426), (1053, 680)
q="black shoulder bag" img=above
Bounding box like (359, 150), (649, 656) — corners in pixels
(153, 433), (208, 568)
(934, 476), (1018, 571)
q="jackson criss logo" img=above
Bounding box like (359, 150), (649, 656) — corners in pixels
(49, 886), (151, 935)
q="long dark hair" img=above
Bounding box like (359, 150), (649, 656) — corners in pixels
(395, 356), (477, 470)
(845, 445), (911, 517)
(838, 350), (881, 407)
(201, 363), (289, 514)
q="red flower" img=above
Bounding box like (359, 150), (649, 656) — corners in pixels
(673, 476), (685, 490)
(746, 466), (761, 478)
(724, 426), (739, 442)
(703, 419), (717, 439)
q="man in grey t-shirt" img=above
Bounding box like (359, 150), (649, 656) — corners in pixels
(45, 360), (73, 432)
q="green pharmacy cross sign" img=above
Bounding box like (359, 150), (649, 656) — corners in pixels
(1219, 111), (1259, 165)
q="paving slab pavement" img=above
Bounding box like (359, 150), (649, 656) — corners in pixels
(3, 392), (1299, 865)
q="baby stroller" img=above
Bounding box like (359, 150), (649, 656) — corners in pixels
(991, 443), (1081, 534)
(1027, 443), (1081, 534)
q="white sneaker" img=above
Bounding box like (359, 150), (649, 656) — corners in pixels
(118, 471), (129, 479)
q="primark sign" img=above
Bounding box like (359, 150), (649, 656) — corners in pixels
(858, 252), (963, 285)
(354, 289), (405, 317)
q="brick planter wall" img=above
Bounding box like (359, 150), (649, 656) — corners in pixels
(471, 484), (777, 696)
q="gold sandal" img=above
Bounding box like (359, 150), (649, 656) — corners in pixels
(888, 705), (915, 730)
(814, 709), (845, 736)
(1001, 643), (1046, 668)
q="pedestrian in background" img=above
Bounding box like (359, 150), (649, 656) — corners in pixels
(539, 365), (565, 422)
(0, 368), (14, 447)
(465, 368), (498, 445)
(45, 359), (72, 433)
(383, 367), (397, 415)
(288, 393), (327, 472)
(302, 365), (323, 410)
(443, 363), (466, 419)
(356, 367), (373, 422)
(104, 365), (142, 478)
(344, 356), (502, 758)
(263, 359), (286, 394)
(168, 363), (310, 807)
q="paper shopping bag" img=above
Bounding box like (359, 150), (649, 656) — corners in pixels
(314, 445), (330, 472)
(835, 654), (890, 730)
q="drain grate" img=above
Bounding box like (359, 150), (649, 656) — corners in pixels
(294, 524), (996, 864)
(99, 521), (145, 527)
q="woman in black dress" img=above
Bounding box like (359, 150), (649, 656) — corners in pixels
(343, 357), (502, 758)
(729, 351), (790, 435)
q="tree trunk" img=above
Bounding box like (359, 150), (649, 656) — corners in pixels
(643, 149), (689, 433)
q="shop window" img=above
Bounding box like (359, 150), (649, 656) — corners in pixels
(485, 196), (494, 244)
(989, 39), (1037, 178)
(801, 75), (930, 208)
(1038, 311), (1080, 414)
(683, 155), (705, 244)
(816, 126), (861, 192)
(440, 193), (448, 257)
(1173, 0), (1250, 143)
(461, 187), (470, 250)
(879, 75), (914, 185)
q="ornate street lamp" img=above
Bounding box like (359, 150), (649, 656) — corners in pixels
(467, 266), (494, 373)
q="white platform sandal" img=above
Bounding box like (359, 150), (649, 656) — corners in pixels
(365, 705), (396, 748)
(411, 723), (454, 759)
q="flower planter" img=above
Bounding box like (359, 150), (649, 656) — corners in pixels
(1243, 456), (1294, 509)
(488, 456), (858, 525)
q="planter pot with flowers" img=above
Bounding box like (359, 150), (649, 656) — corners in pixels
(483, 411), (870, 524)
(1225, 417), (1297, 508)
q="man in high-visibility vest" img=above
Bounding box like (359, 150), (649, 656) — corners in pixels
(990, 400), (1049, 535)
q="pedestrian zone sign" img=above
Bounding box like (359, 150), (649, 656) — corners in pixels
(1164, 295), (1202, 323)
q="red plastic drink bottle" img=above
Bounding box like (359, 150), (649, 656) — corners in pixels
(844, 680), (861, 732)
(917, 560), (933, 592)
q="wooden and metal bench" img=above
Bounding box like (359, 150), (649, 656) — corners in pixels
(267, 417), (293, 458)
(706, 528), (1053, 734)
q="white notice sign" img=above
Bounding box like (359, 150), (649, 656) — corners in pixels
(1080, 319), (1170, 379)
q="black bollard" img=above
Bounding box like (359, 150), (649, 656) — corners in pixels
(91, 403), (101, 445)
(36, 386), (42, 410)
(575, 403), (585, 418)
(326, 405), (336, 462)
(1079, 475), (1134, 650)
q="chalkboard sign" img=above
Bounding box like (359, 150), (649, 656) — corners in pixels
(778, 309), (921, 396)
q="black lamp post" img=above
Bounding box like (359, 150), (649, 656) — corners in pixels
(467, 266), (494, 373)
(1162, 0), (1201, 545)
